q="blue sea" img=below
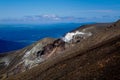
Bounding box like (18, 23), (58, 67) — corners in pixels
(0, 23), (88, 53)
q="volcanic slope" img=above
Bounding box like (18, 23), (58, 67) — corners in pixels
(0, 20), (120, 80)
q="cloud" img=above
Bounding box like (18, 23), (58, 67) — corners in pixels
(23, 14), (61, 21)
(0, 14), (119, 23)
(87, 10), (113, 13)
(0, 15), (77, 23)
(78, 10), (115, 13)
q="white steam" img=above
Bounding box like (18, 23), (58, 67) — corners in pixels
(62, 31), (92, 42)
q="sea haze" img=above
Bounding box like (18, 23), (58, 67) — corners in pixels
(0, 23), (90, 53)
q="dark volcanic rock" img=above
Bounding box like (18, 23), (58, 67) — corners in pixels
(1, 20), (120, 80)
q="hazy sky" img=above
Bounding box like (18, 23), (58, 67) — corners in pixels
(0, 0), (120, 23)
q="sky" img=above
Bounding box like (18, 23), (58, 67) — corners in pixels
(0, 0), (120, 23)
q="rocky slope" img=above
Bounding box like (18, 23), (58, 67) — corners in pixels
(0, 20), (120, 80)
